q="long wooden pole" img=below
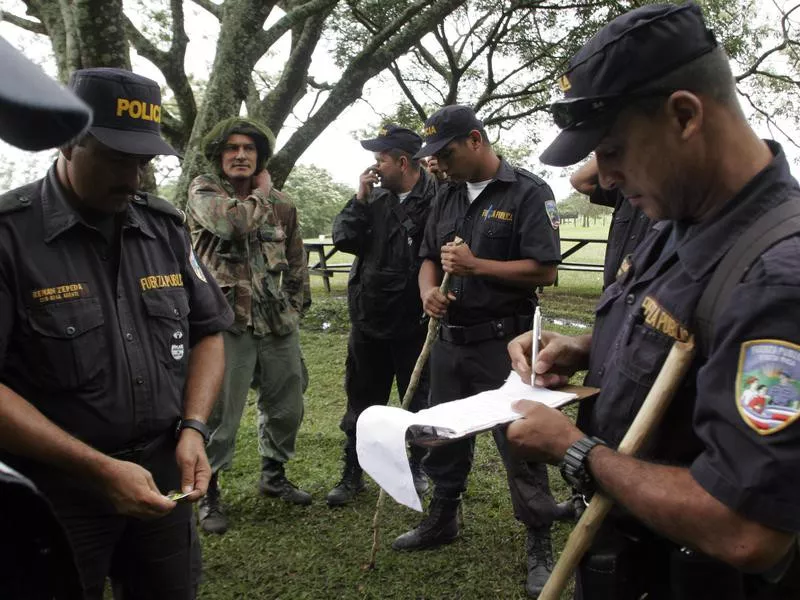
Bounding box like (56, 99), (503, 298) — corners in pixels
(366, 237), (463, 569)
(538, 336), (696, 599)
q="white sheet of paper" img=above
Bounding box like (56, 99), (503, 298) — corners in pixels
(356, 371), (576, 511)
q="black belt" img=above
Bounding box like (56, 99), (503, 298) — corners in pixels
(439, 314), (533, 345)
(107, 429), (173, 463)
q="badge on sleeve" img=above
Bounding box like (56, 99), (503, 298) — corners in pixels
(189, 248), (208, 284)
(544, 199), (560, 230)
(736, 340), (800, 435)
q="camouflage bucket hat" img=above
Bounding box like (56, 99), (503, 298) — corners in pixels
(203, 116), (276, 175)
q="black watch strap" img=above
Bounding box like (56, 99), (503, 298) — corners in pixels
(559, 436), (606, 496)
(175, 418), (210, 445)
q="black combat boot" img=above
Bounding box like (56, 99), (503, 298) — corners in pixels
(391, 494), (460, 551)
(198, 472), (228, 534)
(259, 458), (312, 506)
(326, 446), (365, 507)
(525, 526), (554, 598)
(409, 444), (429, 496)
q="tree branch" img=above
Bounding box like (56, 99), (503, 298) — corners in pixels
(249, 0), (337, 64)
(189, 0), (221, 19)
(0, 10), (46, 34)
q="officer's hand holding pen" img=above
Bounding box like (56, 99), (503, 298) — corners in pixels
(356, 165), (380, 202)
(440, 241), (477, 276)
(97, 458), (176, 519)
(507, 330), (592, 387)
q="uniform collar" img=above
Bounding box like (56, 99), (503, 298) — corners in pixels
(676, 141), (799, 281)
(493, 158), (517, 183)
(41, 163), (155, 242)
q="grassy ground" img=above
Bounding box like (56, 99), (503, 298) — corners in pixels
(199, 225), (606, 599)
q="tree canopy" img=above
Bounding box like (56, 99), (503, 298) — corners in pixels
(2, 0), (799, 203)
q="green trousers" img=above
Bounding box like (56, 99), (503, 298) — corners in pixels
(206, 328), (305, 474)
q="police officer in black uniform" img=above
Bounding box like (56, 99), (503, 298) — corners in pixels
(570, 157), (653, 289)
(0, 35), (92, 600)
(0, 68), (233, 599)
(391, 105), (564, 598)
(328, 125), (436, 505)
(508, 4), (800, 598)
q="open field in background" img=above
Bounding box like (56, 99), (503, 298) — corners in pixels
(199, 230), (605, 599)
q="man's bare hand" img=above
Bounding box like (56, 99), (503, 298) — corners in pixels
(356, 165), (380, 202)
(421, 286), (455, 319)
(252, 170), (272, 197)
(97, 458), (176, 519)
(175, 429), (211, 503)
(441, 242), (478, 276)
(508, 330), (591, 386)
(507, 400), (584, 464)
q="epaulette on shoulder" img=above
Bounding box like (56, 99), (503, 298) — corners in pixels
(514, 167), (547, 187)
(0, 182), (39, 215)
(132, 192), (187, 225)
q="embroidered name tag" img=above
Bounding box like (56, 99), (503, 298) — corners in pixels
(139, 273), (184, 292)
(641, 296), (691, 342)
(31, 283), (91, 304)
(736, 340), (800, 435)
(480, 208), (513, 222)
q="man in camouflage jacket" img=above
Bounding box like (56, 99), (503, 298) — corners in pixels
(187, 117), (311, 534)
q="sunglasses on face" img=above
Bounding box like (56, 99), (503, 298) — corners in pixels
(550, 89), (675, 130)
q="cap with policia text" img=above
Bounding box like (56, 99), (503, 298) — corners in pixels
(0, 35), (92, 151)
(540, 2), (718, 167)
(68, 68), (178, 156)
(360, 124), (422, 155)
(414, 105), (484, 159)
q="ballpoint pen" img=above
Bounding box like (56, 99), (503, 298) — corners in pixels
(531, 306), (541, 387)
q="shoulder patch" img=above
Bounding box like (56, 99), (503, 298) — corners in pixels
(0, 182), (39, 215)
(736, 340), (800, 435)
(544, 199), (560, 229)
(132, 192), (187, 225)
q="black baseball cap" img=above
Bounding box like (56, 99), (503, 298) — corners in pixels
(0, 36), (92, 151)
(540, 2), (718, 167)
(360, 124), (422, 155)
(68, 68), (178, 156)
(414, 105), (483, 159)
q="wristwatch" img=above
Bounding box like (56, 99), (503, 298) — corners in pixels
(175, 418), (210, 445)
(559, 436), (607, 496)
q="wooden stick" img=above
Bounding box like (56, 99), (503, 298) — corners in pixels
(366, 237), (463, 569)
(539, 336), (696, 600)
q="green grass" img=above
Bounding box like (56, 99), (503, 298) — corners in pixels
(198, 241), (604, 599)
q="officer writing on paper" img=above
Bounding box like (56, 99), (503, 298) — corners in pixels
(0, 68), (233, 598)
(507, 3), (800, 598)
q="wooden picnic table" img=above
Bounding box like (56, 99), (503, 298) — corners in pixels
(303, 238), (351, 293)
(303, 236), (608, 292)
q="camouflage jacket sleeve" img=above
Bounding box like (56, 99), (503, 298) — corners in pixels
(187, 175), (270, 241)
(275, 194), (307, 315)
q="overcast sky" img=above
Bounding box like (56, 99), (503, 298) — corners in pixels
(1, 0), (798, 201)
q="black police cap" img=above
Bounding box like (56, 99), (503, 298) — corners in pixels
(414, 105), (484, 159)
(0, 35), (92, 151)
(360, 124), (422, 155)
(540, 2), (718, 167)
(68, 68), (178, 156)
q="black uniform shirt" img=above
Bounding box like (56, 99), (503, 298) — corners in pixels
(583, 142), (800, 533)
(419, 159), (561, 326)
(0, 166), (233, 454)
(590, 187), (653, 289)
(332, 168), (436, 339)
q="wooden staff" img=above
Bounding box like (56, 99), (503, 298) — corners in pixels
(539, 336), (696, 600)
(366, 237), (464, 569)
